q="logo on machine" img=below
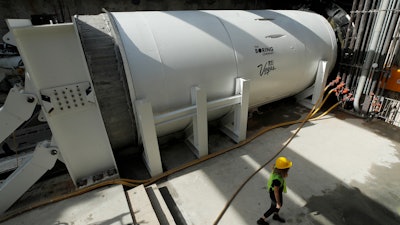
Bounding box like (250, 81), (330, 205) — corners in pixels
(258, 60), (276, 77)
(254, 45), (274, 55)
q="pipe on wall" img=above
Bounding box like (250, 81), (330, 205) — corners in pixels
(368, 0), (400, 98)
(385, 7), (400, 67)
(363, 0), (392, 98)
(353, 0), (391, 113)
(343, 0), (359, 51)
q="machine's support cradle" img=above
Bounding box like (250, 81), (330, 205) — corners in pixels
(187, 86), (208, 158)
(135, 99), (164, 176)
(296, 60), (329, 108)
(220, 78), (250, 143)
(135, 78), (250, 176)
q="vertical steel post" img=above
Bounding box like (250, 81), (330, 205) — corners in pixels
(188, 86), (208, 158)
(135, 100), (163, 176)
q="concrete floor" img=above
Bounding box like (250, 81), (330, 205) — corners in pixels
(159, 101), (400, 225)
(1, 185), (134, 225)
(1, 100), (399, 225)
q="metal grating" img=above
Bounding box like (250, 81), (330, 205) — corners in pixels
(74, 14), (138, 150)
(376, 97), (400, 127)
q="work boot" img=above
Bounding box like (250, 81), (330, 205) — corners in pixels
(257, 218), (269, 225)
(273, 214), (286, 223)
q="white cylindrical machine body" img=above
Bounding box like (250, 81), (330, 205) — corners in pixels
(109, 10), (337, 136)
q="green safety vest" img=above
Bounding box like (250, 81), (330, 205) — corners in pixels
(267, 172), (287, 193)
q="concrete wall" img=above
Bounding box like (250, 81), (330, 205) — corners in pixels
(0, 0), (273, 39)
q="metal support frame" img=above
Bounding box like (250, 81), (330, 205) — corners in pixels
(0, 141), (58, 214)
(220, 78), (250, 143)
(187, 86), (208, 157)
(296, 60), (328, 108)
(0, 85), (37, 143)
(0, 152), (33, 175)
(135, 100), (163, 177)
(134, 78), (250, 176)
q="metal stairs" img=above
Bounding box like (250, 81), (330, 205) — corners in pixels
(127, 184), (177, 225)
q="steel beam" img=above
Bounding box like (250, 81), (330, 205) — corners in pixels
(0, 141), (58, 214)
(135, 100), (163, 177)
(187, 86), (208, 158)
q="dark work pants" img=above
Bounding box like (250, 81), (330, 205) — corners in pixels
(263, 190), (283, 218)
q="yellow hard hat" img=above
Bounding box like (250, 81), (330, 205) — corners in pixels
(275, 157), (293, 169)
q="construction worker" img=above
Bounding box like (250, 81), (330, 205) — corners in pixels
(257, 156), (293, 225)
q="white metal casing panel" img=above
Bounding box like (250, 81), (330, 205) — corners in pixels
(111, 11), (238, 113)
(111, 11), (239, 136)
(9, 22), (117, 185)
(205, 10), (305, 105)
(212, 10), (337, 105)
(110, 10), (337, 136)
